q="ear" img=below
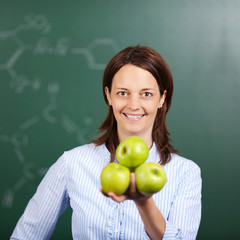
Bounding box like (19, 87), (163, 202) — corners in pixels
(105, 87), (112, 105)
(158, 90), (167, 108)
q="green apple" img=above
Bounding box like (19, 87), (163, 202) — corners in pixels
(100, 163), (131, 195)
(116, 136), (149, 169)
(135, 162), (166, 195)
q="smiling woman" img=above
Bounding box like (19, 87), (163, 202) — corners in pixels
(11, 46), (202, 240)
(93, 46), (176, 164)
(105, 64), (164, 146)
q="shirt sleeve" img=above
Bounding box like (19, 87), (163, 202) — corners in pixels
(10, 153), (70, 240)
(163, 163), (202, 240)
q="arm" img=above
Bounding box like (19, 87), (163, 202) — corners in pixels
(134, 196), (166, 239)
(10, 153), (69, 240)
(107, 173), (165, 239)
(106, 164), (202, 240)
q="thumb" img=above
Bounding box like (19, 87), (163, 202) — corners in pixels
(129, 172), (137, 194)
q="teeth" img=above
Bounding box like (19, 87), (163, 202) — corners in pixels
(125, 114), (143, 119)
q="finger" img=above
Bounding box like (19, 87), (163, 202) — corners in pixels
(108, 192), (128, 203)
(129, 172), (137, 194)
(100, 188), (109, 197)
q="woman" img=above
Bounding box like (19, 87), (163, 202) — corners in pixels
(11, 46), (202, 240)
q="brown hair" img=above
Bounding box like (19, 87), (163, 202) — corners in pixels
(92, 45), (177, 165)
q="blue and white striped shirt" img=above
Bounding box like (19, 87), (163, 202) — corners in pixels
(11, 142), (202, 240)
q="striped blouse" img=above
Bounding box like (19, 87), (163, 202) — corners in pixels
(11, 142), (202, 240)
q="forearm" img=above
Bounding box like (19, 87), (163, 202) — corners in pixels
(135, 197), (166, 240)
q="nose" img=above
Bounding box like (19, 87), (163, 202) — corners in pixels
(127, 94), (140, 110)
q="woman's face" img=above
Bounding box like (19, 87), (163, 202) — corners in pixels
(105, 64), (166, 146)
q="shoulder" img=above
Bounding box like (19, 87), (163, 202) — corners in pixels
(64, 142), (105, 157)
(62, 142), (110, 168)
(164, 153), (201, 181)
(170, 153), (200, 170)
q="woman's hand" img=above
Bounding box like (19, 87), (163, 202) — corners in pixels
(100, 172), (152, 204)
(101, 172), (166, 239)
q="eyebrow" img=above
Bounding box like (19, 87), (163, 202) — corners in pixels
(141, 88), (156, 92)
(115, 88), (156, 91)
(115, 88), (128, 90)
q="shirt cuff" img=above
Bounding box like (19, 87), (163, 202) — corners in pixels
(162, 220), (180, 239)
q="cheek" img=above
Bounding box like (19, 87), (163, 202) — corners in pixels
(111, 101), (123, 114)
(112, 98), (126, 110)
(143, 102), (159, 114)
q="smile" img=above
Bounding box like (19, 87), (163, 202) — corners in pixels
(123, 113), (145, 121)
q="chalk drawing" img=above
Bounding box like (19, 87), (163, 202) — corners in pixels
(0, 13), (119, 208)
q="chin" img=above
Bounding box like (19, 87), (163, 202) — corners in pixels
(125, 128), (144, 137)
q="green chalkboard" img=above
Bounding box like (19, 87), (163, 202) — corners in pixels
(1, 0), (240, 239)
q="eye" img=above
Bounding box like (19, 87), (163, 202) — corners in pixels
(117, 91), (127, 96)
(143, 92), (152, 97)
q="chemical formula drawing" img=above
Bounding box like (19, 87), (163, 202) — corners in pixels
(0, 13), (120, 208)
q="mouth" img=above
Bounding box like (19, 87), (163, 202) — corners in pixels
(123, 113), (145, 121)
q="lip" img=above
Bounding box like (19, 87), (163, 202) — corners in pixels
(122, 113), (145, 121)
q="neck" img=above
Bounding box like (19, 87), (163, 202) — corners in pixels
(118, 131), (153, 149)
